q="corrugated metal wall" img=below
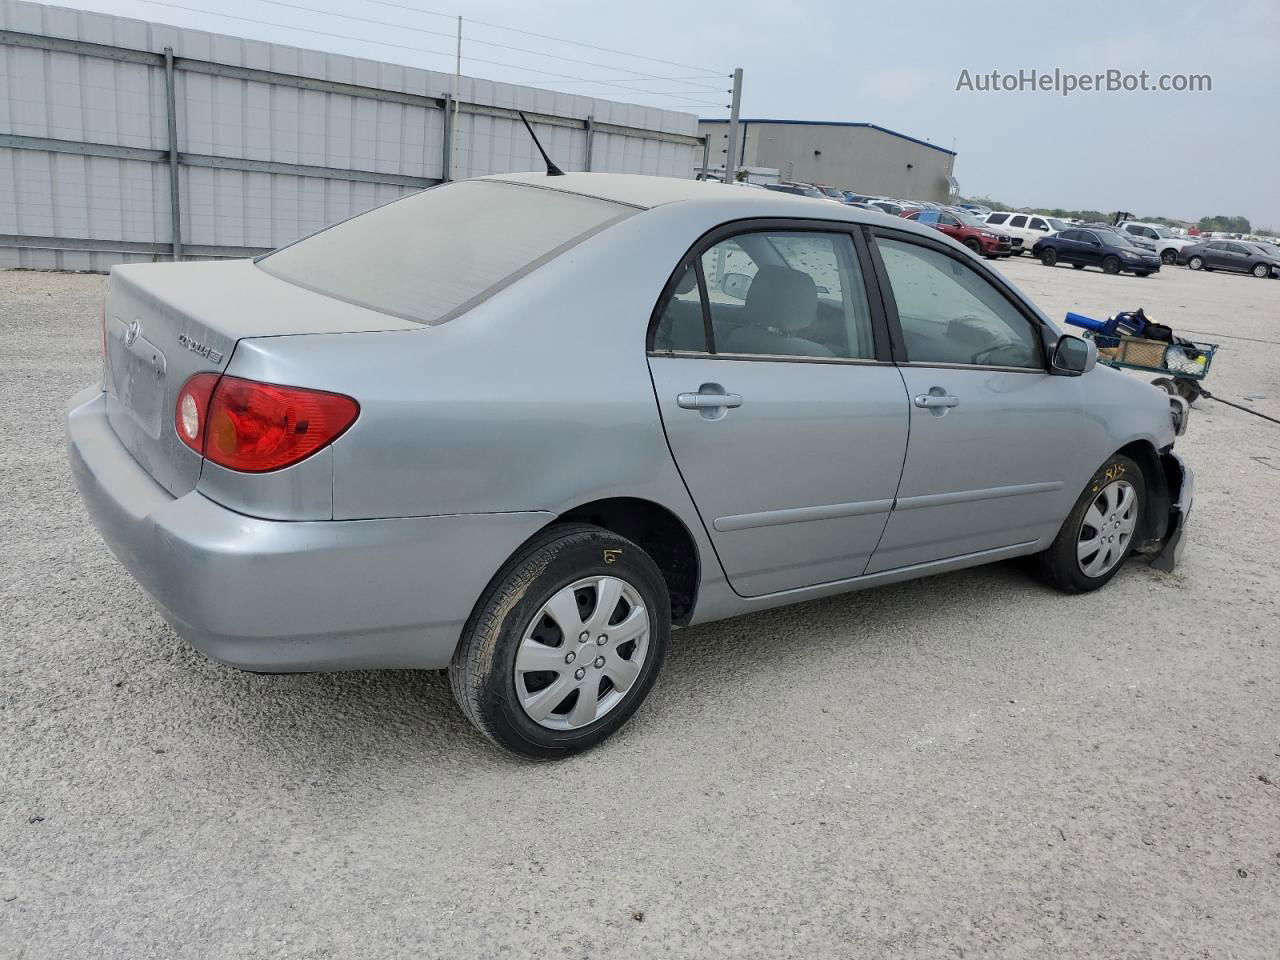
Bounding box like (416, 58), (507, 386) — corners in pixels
(0, 0), (704, 271)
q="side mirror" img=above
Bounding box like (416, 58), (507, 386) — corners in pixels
(1051, 334), (1096, 376)
(720, 272), (752, 300)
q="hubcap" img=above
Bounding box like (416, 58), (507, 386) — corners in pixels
(514, 576), (650, 731)
(1077, 480), (1138, 578)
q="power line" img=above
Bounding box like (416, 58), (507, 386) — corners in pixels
(252, 0), (725, 91)
(366, 0), (729, 77)
(134, 1), (723, 106)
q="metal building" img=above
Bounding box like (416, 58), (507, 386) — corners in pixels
(0, 0), (705, 271)
(699, 118), (958, 202)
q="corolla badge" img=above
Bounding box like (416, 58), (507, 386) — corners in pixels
(176, 333), (224, 365)
(124, 319), (141, 347)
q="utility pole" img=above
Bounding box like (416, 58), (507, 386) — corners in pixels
(722, 67), (743, 183)
(451, 16), (462, 179)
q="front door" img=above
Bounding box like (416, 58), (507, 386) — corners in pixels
(648, 225), (909, 597)
(864, 231), (1082, 573)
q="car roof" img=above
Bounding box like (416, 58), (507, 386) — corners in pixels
(477, 171), (774, 209)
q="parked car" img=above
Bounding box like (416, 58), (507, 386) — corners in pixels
(1117, 221), (1199, 265)
(902, 207), (1013, 258)
(763, 182), (828, 200)
(984, 211), (1068, 255)
(1081, 223), (1158, 253)
(869, 200), (907, 216)
(1179, 239), (1280, 277)
(956, 202), (992, 216)
(811, 184), (851, 203)
(1033, 227), (1163, 275)
(67, 173), (1192, 758)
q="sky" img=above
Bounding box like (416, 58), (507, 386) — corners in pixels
(53, 0), (1280, 228)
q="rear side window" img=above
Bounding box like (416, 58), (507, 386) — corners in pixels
(653, 231), (876, 361)
(258, 181), (633, 325)
(986, 213), (1008, 225)
(1008, 215), (1027, 228)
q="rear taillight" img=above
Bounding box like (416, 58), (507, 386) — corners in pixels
(176, 375), (358, 473)
(175, 373), (221, 454)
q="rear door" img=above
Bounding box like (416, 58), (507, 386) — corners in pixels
(862, 229), (1081, 572)
(648, 221), (910, 597)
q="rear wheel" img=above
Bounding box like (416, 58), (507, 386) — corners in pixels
(1188, 255), (1204, 271)
(450, 523), (670, 759)
(1040, 247), (1058, 266)
(1102, 255), (1122, 275)
(1034, 454), (1145, 593)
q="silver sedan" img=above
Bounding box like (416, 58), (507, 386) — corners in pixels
(67, 173), (1193, 758)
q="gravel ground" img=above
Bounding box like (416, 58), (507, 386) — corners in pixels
(2, 257), (1278, 959)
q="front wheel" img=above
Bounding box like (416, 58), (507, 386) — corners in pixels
(964, 238), (982, 256)
(1040, 247), (1058, 266)
(450, 523), (671, 759)
(1102, 255), (1122, 275)
(1033, 454), (1146, 593)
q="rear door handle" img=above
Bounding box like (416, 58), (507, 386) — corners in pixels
(677, 392), (743, 409)
(913, 394), (959, 408)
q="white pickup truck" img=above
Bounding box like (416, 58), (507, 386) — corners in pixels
(1117, 222), (1199, 265)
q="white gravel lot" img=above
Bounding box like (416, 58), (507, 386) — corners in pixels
(2, 256), (1278, 959)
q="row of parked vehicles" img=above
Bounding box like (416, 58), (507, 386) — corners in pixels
(762, 181), (1280, 280)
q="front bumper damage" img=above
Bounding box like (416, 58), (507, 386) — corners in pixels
(1149, 449), (1193, 572)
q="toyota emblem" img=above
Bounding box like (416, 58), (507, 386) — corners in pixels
(125, 319), (141, 347)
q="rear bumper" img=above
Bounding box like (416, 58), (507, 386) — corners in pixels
(1150, 450), (1193, 572)
(67, 387), (551, 671)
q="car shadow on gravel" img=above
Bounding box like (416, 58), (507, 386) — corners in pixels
(168, 559), (1045, 767)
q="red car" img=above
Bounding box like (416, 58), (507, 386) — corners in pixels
(900, 208), (1013, 258)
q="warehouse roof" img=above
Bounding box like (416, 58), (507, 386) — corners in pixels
(698, 118), (956, 156)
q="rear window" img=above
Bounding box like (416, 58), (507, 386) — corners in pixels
(258, 180), (634, 325)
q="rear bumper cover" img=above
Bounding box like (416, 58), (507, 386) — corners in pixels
(1150, 450), (1193, 572)
(67, 387), (551, 671)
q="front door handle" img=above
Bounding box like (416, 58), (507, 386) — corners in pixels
(913, 394), (959, 409)
(677, 392), (744, 409)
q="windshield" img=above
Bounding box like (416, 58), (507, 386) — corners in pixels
(259, 181), (633, 325)
(954, 210), (987, 227)
(1046, 218), (1067, 231)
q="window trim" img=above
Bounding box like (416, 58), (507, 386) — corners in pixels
(646, 217), (894, 365)
(865, 226), (1050, 373)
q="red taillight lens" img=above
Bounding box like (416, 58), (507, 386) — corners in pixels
(174, 375), (359, 473)
(174, 372), (221, 454)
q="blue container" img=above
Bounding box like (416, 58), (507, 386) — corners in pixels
(1065, 311), (1109, 332)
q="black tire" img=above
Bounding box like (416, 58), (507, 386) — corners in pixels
(1102, 255), (1122, 275)
(1033, 454), (1146, 594)
(964, 238), (982, 256)
(1160, 248), (1177, 265)
(1188, 255), (1204, 271)
(1040, 247), (1058, 266)
(449, 523), (671, 759)
(1135, 271), (1152, 277)
(1253, 263), (1270, 278)
(1072, 263), (1086, 269)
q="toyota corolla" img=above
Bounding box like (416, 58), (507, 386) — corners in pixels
(68, 173), (1193, 758)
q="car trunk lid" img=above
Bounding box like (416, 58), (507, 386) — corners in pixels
(103, 259), (419, 497)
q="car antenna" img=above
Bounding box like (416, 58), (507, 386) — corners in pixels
(518, 111), (565, 177)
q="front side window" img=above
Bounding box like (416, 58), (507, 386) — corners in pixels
(876, 237), (1042, 370)
(1028, 217), (1048, 231)
(654, 230), (875, 360)
(1008, 215), (1028, 228)
(259, 181), (632, 325)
